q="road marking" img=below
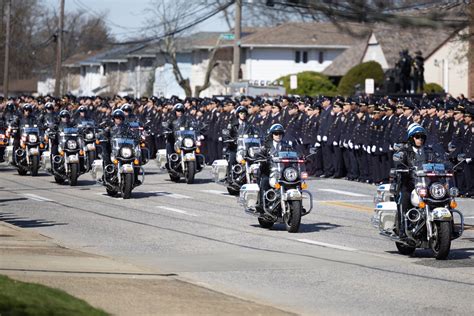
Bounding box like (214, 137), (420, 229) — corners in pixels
(315, 199), (373, 203)
(464, 216), (474, 219)
(318, 189), (369, 197)
(297, 239), (357, 252)
(22, 194), (54, 202)
(156, 206), (197, 217)
(147, 191), (192, 199)
(320, 201), (373, 213)
(200, 190), (235, 198)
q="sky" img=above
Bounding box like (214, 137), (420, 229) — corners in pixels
(43, 0), (230, 41)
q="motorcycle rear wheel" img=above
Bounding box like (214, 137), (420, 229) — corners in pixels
(431, 221), (452, 260)
(122, 173), (133, 199)
(284, 200), (302, 233)
(258, 217), (274, 229)
(395, 242), (416, 256)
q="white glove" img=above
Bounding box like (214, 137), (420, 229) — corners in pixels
(362, 145), (366, 151)
(349, 141), (353, 149)
(299, 138), (303, 143)
(343, 141), (348, 148)
(317, 135), (321, 142)
(371, 145), (376, 152)
(315, 142), (321, 148)
(355, 145), (360, 150)
(379, 147), (383, 152)
(389, 145), (393, 151)
(367, 147), (371, 154)
(339, 140), (342, 147)
(333, 141), (338, 146)
(218, 137), (222, 141)
(322, 136), (327, 142)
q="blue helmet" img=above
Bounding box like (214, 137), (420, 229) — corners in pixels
(269, 123), (285, 135)
(407, 123), (426, 139)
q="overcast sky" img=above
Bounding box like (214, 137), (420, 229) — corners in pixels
(43, 0), (230, 41)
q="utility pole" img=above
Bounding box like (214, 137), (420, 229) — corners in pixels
(232, 0), (242, 83)
(3, 0), (11, 98)
(54, 0), (65, 97)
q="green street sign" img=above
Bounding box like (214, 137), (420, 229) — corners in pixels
(221, 33), (235, 40)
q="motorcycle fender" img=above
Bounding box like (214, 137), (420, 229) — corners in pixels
(121, 164), (134, 174)
(283, 189), (303, 201)
(183, 152), (196, 161)
(29, 147), (39, 156)
(86, 143), (96, 151)
(432, 207), (452, 221)
(66, 154), (79, 164)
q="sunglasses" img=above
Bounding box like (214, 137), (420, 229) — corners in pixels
(413, 134), (425, 139)
(273, 132), (284, 136)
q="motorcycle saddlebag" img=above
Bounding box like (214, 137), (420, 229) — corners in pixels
(211, 159), (228, 182)
(156, 149), (167, 169)
(4, 145), (14, 164)
(91, 159), (104, 181)
(373, 202), (397, 232)
(239, 183), (260, 210)
(40, 151), (51, 171)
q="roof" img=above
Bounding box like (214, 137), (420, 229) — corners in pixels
(322, 37), (370, 76)
(79, 44), (146, 66)
(63, 50), (107, 68)
(240, 22), (369, 48)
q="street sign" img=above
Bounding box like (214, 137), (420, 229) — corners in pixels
(221, 33), (235, 40)
(365, 78), (374, 94)
(290, 75), (298, 90)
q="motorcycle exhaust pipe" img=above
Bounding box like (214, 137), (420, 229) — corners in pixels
(232, 164), (244, 174)
(105, 164), (116, 174)
(406, 208), (421, 223)
(170, 153), (179, 162)
(265, 189), (278, 203)
(15, 149), (25, 157)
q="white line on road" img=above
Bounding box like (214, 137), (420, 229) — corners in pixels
(317, 189), (369, 197)
(315, 199), (373, 203)
(200, 190), (235, 198)
(296, 239), (357, 252)
(147, 191), (192, 199)
(465, 216), (474, 219)
(156, 206), (198, 217)
(22, 194), (54, 202)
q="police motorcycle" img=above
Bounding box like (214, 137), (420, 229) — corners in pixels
(372, 147), (468, 260)
(76, 119), (98, 170)
(212, 130), (263, 196)
(91, 121), (145, 199)
(8, 124), (42, 176)
(157, 122), (205, 184)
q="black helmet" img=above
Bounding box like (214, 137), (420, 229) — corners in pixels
(59, 110), (71, 119)
(121, 103), (133, 113)
(269, 123), (285, 135)
(174, 103), (185, 112)
(45, 102), (54, 110)
(6, 102), (15, 112)
(112, 109), (125, 120)
(22, 104), (33, 112)
(78, 105), (87, 113)
(236, 106), (248, 115)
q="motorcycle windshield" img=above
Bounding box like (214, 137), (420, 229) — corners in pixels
(278, 151), (299, 159)
(112, 137), (136, 149)
(238, 137), (261, 149)
(22, 127), (40, 134)
(62, 127), (79, 135)
(78, 120), (96, 128)
(175, 130), (196, 140)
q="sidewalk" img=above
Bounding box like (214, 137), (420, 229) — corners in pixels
(0, 222), (292, 316)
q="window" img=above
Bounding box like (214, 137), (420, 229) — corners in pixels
(302, 51), (308, 63)
(295, 50), (309, 63)
(318, 51), (324, 64)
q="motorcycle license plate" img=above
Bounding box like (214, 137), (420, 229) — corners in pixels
(87, 143), (96, 151)
(68, 155), (79, 163)
(122, 164), (134, 173)
(29, 148), (39, 155)
(184, 153), (195, 161)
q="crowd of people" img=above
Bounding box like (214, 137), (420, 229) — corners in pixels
(0, 92), (473, 197)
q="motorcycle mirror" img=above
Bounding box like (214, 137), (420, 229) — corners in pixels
(466, 158), (472, 164)
(457, 153), (466, 162)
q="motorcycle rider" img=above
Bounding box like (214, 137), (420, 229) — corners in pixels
(39, 102), (59, 130)
(393, 123), (439, 238)
(164, 103), (194, 167)
(50, 110), (76, 158)
(11, 104), (38, 148)
(257, 123), (295, 212)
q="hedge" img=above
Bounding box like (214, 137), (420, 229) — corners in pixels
(275, 71), (337, 96)
(337, 61), (384, 96)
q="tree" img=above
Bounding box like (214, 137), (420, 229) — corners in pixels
(276, 71), (337, 96)
(338, 61), (384, 96)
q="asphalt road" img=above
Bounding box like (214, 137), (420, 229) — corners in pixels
(1, 162), (474, 315)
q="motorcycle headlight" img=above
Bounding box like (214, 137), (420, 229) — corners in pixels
(236, 151), (244, 163)
(449, 187), (459, 197)
(120, 147), (133, 158)
(183, 138), (194, 148)
(28, 134), (38, 143)
(85, 132), (94, 140)
(67, 139), (77, 150)
(430, 183), (446, 199)
(283, 167), (298, 182)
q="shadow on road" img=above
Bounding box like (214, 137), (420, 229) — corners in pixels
(250, 221), (342, 233)
(0, 212), (68, 229)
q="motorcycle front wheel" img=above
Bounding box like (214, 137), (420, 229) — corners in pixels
(431, 221), (452, 260)
(30, 155), (39, 176)
(284, 200), (302, 233)
(185, 161), (195, 184)
(122, 173), (133, 199)
(69, 163), (78, 186)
